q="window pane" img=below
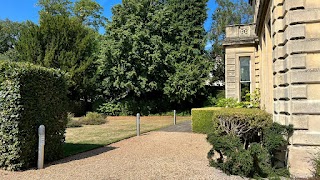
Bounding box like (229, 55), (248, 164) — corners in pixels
(241, 82), (250, 101)
(240, 56), (250, 82)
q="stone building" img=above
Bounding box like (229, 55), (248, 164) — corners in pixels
(224, 0), (320, 177)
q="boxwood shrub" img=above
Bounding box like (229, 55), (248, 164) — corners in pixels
(192, 107), (293, 178)
(0, 61), (68, 170)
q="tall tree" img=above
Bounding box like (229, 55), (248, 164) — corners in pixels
(16, 0), (105, 108)
(37, 0), (72, 16)
(163, 0), (210, 103)
(73, 0), (106, 30)
(98, 0), (210, 114)
(208, 0), (253, 81)
(0, 19), (25, 61)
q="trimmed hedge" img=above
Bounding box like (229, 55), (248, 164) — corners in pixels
(191, 107), (272, 134)
(0, 61), (68, 170)
(191, 107), (222, 133)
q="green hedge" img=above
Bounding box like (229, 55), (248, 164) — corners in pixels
(0, 61), (68, 170)
(191, 107), (222, 133)
(191, 107), (272, 134)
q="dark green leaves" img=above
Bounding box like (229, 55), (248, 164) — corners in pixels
(0, 61), (68, 170)
(98, 0), (210, 114)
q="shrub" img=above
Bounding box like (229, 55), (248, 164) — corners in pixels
(66, 113), (82, 128)
(191, 107), (222, 133)
(0, 61), (68, 170)
(191, 107), (270, 134)
(205, 108), (293, 178)
(203, 90), (225, 107)
(216, 98), (238, 107)
(79, 112), (106, 125)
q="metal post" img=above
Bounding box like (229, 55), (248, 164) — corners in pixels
(38, 125), (45, 169)
(136, 113), (140, 136)
(174, 110), (176, 125)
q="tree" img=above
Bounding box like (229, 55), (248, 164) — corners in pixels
(0, 19), (26, 61)
(37, 0), (72, 16)
(98, 0), (210, 114)
(16, 0), (105, 112)
(163, 0), (210, 103)
(73, 0), (106, 30)
(208, 0), (253, 81)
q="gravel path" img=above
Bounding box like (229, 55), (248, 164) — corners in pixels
(0, 125), (245, 180)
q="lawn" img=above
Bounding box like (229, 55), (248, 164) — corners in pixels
(64, 115), (190, 157)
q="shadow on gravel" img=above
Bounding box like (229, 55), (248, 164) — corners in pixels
(158, 120), (192, 133)
(46, 144), (117, 167)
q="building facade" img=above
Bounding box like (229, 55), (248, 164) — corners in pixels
(224, 0), (320, 177)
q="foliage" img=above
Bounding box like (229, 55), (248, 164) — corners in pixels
(78, 112), (106, 125)
(211, 88), (261, 108)
(0, 61), (68, 170)
(250, 88), (261, 108)
(67, 112), (106, 127)
(203, 90), (225, 107)
(206, 109), (293, 178)
(191, 107), (222, 134)
(16, 0), (106, 114)
(98, 101), (124, 116)
(16, 5), (101, 104)
(37, 0), (106, 30)
(73, 0), (106, 30)
(97, 97), (171, 116)
(0, 19), (26, 61)
(66, 113), (83, 128)
(192, 107), (272, 134)
(97, 0), (211, 114)
(37, 0), (72, 16)
(207, 0), (253, 81)
(216, 98), (244, 108)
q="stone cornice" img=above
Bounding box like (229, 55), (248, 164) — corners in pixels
(223, 37), (258, 46)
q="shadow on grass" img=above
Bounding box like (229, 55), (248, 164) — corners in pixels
(45, 143), (117, 167)
(63, 143), (104, 157)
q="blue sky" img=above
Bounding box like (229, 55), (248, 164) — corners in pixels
(0, 0), (216, 48)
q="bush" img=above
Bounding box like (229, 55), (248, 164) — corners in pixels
(191, 107), (222, 133)
(78, 112), (106, 125)
(216, 98), (244, 108)
(191, 107), (270, 134)
(66, 113), (82, 128)
(204, 107), (293, 178)
(0, 61), (68, 170)
(97, 97), (171, 116)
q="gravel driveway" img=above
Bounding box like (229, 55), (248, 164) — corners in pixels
(0, 123), (245, 180)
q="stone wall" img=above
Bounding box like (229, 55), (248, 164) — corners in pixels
(225, 0), (320, 177)
(270, 0), (320, 177)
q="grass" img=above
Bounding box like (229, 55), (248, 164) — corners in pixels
(64, 115), (190, 157)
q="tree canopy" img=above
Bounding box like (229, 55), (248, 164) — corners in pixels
(0, 19), (25, 61)
(97, 0), (211, 114)
(16, 0), (105, 107)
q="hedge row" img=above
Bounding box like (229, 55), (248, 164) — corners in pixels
(0, 61), (68, 170)
(191, 107), (272, 134)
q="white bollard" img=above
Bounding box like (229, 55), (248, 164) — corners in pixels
(136, 113), (140, 136)
(173, 110), (177, 125)
(38, 125), (45, 169)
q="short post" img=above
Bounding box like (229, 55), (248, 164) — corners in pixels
(38, 125), (45, 169)
(136, 113), (140, 136)
(173, 110), (176, 125)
